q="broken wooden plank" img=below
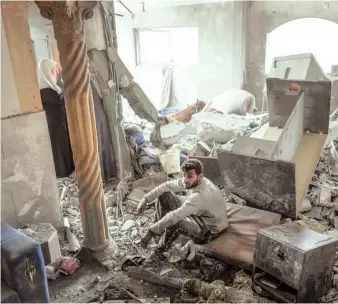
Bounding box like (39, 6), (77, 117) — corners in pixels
(218, 150), (297, 218)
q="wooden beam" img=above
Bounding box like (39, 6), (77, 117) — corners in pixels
(1, 1), (42, 113)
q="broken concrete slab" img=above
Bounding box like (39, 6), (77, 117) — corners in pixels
(131, 172), (167, 193)
(21, 223), (61, 265)
(125, 200), (139, 209)
(121, 220), (136, 232)
(127, 188), (146, 203)
(299, 197), (312, 213)
(117, 55), (159, 123)
(194, 141), (211, 157)
(303, 207), (323, 220)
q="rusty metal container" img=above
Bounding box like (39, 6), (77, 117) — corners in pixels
(253, 222), (337, 302)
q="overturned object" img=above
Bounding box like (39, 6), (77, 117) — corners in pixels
(253, 222), (337, 302)
(218, 79), (331, 218)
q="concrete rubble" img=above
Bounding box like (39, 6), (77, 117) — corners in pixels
(122, 95), (269, 175)
(34, 97), (336, 303)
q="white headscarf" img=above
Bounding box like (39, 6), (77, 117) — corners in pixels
(37, 58), (62, 94)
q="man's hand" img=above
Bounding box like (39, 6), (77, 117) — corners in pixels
(137, 197), (147, 214)
(140, 229), (153, 249)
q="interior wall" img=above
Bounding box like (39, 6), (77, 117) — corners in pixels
(1, 5), (62, 228)
(245, 1), (338, 110)
(1, 112), (63, 228)
(116, 1), (247, 110)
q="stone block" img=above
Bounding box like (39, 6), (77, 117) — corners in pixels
(21, 223), (61, 265)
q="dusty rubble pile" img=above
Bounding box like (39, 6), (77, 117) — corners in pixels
(58, 140), (338, 256)
(56, 135), (338, 301)
(57, 174), (157, 263)
(122, 96), (269, 171)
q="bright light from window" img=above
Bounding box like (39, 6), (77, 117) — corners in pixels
(137, 27), (198, 66)
(265, 18), (338, 74)
(138, 30), (171, 64)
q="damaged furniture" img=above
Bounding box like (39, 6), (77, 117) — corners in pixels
(262, 53), (329, 111)
(218, 79), (331, 218)
(253, 222), (337, 302)
(1, 221), (50, 303)
(198, 202), (281, 266)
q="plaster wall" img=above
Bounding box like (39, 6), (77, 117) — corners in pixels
(1, 112), (63, 228)
(1, 5), (62, 228)
(116, 1), (246, 109)
(245, 1), (338, 109)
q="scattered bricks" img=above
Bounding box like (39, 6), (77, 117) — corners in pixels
(299, 197), (312, 213)
(127, 188), (145, 204)
(21, 223), (61, 265)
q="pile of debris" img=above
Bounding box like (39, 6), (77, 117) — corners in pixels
(57, 173), (163, 267)
(53, 134), (338, 302)
(122, 95), (268, 175)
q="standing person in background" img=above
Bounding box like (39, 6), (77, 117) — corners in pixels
(37, 58), (74, 178)
(37, 58), (117, 181)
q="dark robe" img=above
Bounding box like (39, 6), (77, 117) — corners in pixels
(90, 81), (117, 180)
(40, 88), (75, 178)
(40, 84), (117, 181)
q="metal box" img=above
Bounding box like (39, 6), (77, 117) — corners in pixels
(267, 53), (329, 81)
(218, 79), (331, 218)
(253, 223), (337, 302)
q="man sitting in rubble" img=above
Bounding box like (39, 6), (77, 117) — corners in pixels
(137, 159), (228, 264)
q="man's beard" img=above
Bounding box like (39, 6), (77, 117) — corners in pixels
(184, 179), (200, 189)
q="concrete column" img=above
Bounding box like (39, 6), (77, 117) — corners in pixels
(35, 1), (110, 252)
(1, 1), (42, 113)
